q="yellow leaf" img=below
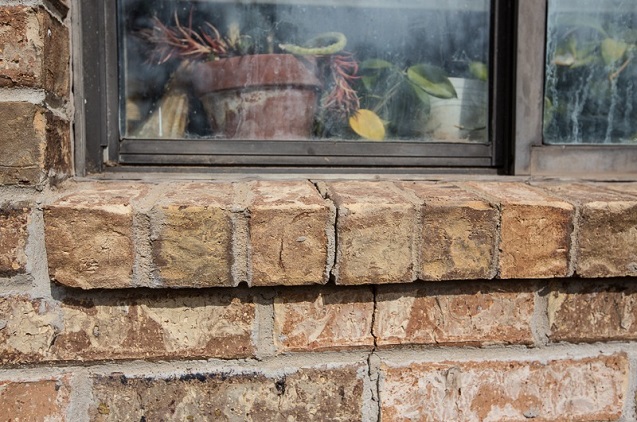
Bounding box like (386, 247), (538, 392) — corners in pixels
(349, 109), (385, 141)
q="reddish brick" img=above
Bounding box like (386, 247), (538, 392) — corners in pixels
(249, 181), (333, 286)
(326, 181), (417, 285)
(90, 364), (365, 421)
(537, 183), (637, 278)
(51, 291), (256, 361)
(548, 281), (637, 343)
(0, 6), (69, 97)
(0, 206), (29, 275)
(464, 182), (574, 279)
(375, 282), (535, 346)
(0, 378), (71, 420)
(400, 182), (498, 280)
(381, 354), (628, 421)
(151, 183), (234, 287)
(274, 286), (374, 352)
(44, 183), (147, 289)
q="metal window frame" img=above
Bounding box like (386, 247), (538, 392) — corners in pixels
(513, 0), (637, 177)
(75, 0), (516, 175)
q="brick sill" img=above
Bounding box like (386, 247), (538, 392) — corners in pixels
(42, 178), (637, 289)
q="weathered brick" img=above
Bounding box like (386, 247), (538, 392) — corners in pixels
(249, 181), (333, 286)
(0, 6), (69, 97)
(326, 181), (416, 285)
(548, 281), (637, 343)
(0, 206), (29, 275)
(90, 364), (365, 421)
(44, 183), (147, 289)
(464, 182), (573, 279)
(0, 297), (60, 365)
(375, 282), (535, 347)
(151, 183), (234, 287)
(381, 354), (628, 421)
(537, 183), (637, 278)
(274, 286), (374, 352)
(400, 182), (497, 280)
(51, 291), (256, 361)
(0, 378), (71, 421)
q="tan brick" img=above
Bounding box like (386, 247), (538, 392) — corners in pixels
(548, 281), (637, 343)
(464, 182), (573, 279)
(249, 181), (333, 286)
(90, 364), (365, 421)
(0, 206), (29, 275)
(326, 181), (416, 285)
(537, 183), (637, 278)
(274, 286), (374, 352)
(0, 297), (60, 365)
(44, 183), (147, 289)
(381, 354), (628, 421)
(400, 182), (497, 280)
(0, 6), (69, 97)
(51, 291), (256, 361)
(151, 183), (234, 287)
(0, 378), (71, 421)
(375, 282), (535, 347)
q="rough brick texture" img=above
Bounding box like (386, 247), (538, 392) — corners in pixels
(0, 205), (29, 275)
(375, 282), (535, 347)
(381, 354), (628, 421)
(0, 6), (69, 98)
(90, 365), (365, 421)
(0, 378), (71, 421)
(150, 183), (235, 287)
(326, 181), (416, 285)
(249, 181), (333, 286)
(273, 286), (374, 352)
(465, 182), (574, 279)
(549, 281), (637, 343)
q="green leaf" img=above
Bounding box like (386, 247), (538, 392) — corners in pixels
(407, 64), (457, 99)
(469, 61), (488, 81)
(409, 84), (431, 108)
(601, 38), (629, 65)
(361, 59), (393, 70)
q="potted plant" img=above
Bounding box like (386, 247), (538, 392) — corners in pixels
(138, 11), (384, 141)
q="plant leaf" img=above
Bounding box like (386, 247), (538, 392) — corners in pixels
(407, 64), (457, 99)
(601, 38), (629, 65)
(349, 109), (385, 141)
(469, 61), (488, 81)
(409, 84), (431, 108)
(361, 59), (393, 70)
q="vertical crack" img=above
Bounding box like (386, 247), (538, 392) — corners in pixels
(311, 180), (338, 284)
(367, 284), (381, 422)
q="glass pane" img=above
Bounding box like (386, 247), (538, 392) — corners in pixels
(119, 0), (490, 143)
(545, 0), (637, 144)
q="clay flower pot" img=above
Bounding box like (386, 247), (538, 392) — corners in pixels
(191, 54), (321, 140)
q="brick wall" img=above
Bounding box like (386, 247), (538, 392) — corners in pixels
(1, 2), (637, 421)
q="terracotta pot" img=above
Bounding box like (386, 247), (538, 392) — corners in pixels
(191, 54), (321, 140)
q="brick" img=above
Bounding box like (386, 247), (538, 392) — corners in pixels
(0, 6), (69, 98)
(0, 206), (29, 275)
(548, 281), (637, 343)
(375, 282), (535, 347)
(274, 286), (374, 352)
(537, 183), (637, 278)
(400, 182), (497, 280)
(326, 181), (416, 285)
(0, 297), (60, 365)
(44, 183), (148, 289)
(90, 364), (365, 421)
(51, 291), (256, 361)
(0, 378), (71, 421)
(249, 181), (333, 286)
(464, 182), (574, 279)
(151, 183), (234, 287)
(381, 353), (628, 421)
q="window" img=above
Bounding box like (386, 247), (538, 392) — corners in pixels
(77, 0), (635, 176)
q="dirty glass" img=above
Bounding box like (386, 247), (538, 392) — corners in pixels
(118, 0), (490, 143)
(544, 0), (637, 144)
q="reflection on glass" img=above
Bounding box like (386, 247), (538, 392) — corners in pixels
(119, 0), (490, 142)
(545, 0), (637, 144)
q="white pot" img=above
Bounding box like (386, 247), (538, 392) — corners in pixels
(425, 77), (488, 142)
